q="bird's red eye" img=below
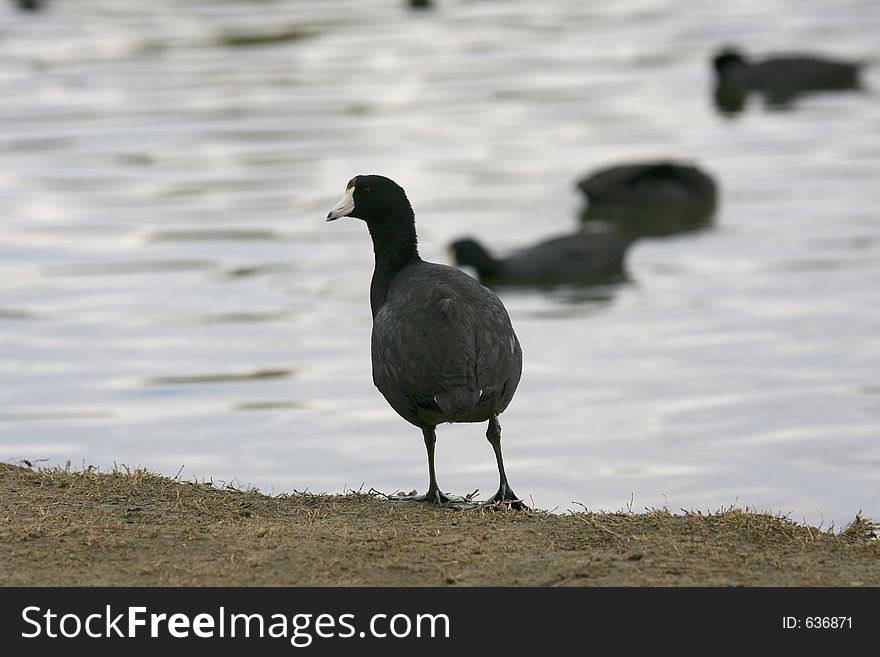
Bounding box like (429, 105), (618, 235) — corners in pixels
(363, 187), (372, 195)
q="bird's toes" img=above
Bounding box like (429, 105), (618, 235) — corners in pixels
(482, 499), (528, 511)
(484, 488), (528, 511)
(387, 489), (474, 508)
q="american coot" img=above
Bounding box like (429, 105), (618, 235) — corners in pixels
(577, 162), (717, 237)
(712, 47), (863, 113)
(15, 0), (47, 10)
(327, 175), (525, 509)
(450, 229), (633, 287)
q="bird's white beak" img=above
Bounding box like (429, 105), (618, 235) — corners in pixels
(326, 186), (355, 221)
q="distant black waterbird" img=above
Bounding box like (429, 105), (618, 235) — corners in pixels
(576, 161), (718, 237)
(712, 47), (863, 113)
(15, 0), (47, 11)
(327, 175), (525, 509)
(450, 229), (633, 287)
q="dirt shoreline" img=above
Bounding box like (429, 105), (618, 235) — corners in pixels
(1, 462), (877, 586)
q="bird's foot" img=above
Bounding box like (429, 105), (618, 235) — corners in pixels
(388, 488), (480, 510)
(482, 485), (528, 511)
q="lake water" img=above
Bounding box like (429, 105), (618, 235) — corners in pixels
(1, 0), (878, 528)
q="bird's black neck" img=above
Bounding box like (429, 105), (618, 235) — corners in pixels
(367, 209), (421, 318)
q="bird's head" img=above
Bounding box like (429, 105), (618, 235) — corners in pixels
(713, 48), (746, 75)
(449, 238), (498, 278)
(327, 174), (412, 224)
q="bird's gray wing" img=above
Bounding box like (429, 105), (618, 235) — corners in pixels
(371, 277), (482, 416)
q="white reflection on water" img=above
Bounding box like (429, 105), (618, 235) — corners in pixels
(0, 0), (878, 526)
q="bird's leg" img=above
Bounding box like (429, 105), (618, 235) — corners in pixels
(388, 426), (473, 507)
(422, 425), (446, 503)
(485, 415), (527, 510)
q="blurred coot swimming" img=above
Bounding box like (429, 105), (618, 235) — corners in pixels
(712, 47), (863, 113)
(577, 161), (718, 237)
(450, 229), (633, 287)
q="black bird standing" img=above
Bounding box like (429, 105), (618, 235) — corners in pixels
(327, 175), (525, 509)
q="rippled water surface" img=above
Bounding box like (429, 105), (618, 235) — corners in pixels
(2, 0), (879, 526)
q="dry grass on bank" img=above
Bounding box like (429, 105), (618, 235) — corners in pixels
(1, 462), (876, 586)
